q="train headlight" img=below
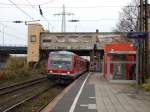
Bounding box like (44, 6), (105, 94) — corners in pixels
(50, 70), (53, 73)
(67, 72), (70, 74)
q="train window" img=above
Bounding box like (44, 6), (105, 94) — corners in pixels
(69, 36), (78, 38)
(51, 61), (71, 65)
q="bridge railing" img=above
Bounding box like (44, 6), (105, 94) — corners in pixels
(0, 44), (27, 47)
(41, 42), (94, 50)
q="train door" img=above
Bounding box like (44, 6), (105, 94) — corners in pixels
(113, 63), (126, 80)
(111, 55), (126, 80)
(73, 57), (78, 72)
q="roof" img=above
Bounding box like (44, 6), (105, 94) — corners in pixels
(49, 51), (75, 55)
(107, 51), (136, 55)
(104, 43), (135, 52)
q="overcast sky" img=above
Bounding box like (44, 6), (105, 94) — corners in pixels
(0, 0), (140, 45)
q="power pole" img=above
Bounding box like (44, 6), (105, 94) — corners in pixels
(138, 0), (143, 83)
(139, 0), (148, 81)
(144, 0), (148, 78)
(54, 4), (74, 32)
(2, 27), (4, 46)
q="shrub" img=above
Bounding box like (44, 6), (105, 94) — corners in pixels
(142, 78), (150, 91)
(0, 57), (46, 83)
(0, 57), (25, 80)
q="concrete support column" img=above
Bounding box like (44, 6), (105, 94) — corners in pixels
(90, 50), (101, 72)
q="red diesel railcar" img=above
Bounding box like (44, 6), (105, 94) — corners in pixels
(47, 51), (88, 81)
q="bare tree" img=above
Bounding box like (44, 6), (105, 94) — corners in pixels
(113, 0), (139, 32)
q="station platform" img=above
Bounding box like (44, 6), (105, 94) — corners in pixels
(42, 72), (150, 112)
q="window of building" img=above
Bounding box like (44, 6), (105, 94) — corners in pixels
(69, 36), (78, 42)
(30, 35), (36, 42)
(43, 39), (51, 42)
(56, 36), (65, 42)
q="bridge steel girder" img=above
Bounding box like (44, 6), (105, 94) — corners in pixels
(40, 49), (94, 58)
(40, 49), (103, 59)
(0, 46), (27, 54)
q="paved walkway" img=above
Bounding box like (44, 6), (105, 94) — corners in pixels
(92, 73), (150, 112)
(42, 72), (150, 112)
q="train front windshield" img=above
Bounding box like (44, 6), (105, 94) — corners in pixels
(49, 54), (72, 70)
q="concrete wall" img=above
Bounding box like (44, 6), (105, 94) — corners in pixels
(40, 32), (127, 50)
(27, 23), (44, 64)
(40, 32), (96, 50)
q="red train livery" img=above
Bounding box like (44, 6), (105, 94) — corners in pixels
(47, 51), (88, 80)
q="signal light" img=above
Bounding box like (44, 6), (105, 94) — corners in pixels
(67, 72), (70, 74)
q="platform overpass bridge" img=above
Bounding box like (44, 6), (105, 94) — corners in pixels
(39, 32), (127, 56)
(0, 31), (127, 71)
(0, 32), (127, 55)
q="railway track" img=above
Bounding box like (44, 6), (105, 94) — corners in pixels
(0, 76), (49, 112)
(15, 85), (64, 112)
(0, 76), (47, 96)
(2, 84), (65, 112)
(0, 75), (78, 112)
(35, 85), (64, 112)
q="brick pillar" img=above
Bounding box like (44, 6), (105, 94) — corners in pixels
(27, 23), (44, 66)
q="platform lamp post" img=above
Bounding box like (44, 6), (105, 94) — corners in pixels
(127, 32), (148, 94)
(2, 26), (4, 46)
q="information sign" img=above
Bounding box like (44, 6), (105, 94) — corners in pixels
(127, 32), (148, 39)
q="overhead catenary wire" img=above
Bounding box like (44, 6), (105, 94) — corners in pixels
(0, 22), (26, 36)
(0, 1), (139, 8)
(24, 0), (53, 31)
(8, 0), (34, 20)
(0, 17), (139, 23)
(24, 0), (34, 8)
(0, 0), (56, 6)
(0, 5), (138, 8)
(34, 17), (138, 21)
(39, 0), (56, 5)
(25, 0), (44, 17)
(0, 30), (26, 41)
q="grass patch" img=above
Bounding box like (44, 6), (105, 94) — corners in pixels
(0, 57), (47, 86)
(142, 78), (150, 92)
(128, 83), (136, 88)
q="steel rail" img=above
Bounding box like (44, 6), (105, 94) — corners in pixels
(0, 76), (47, 96)
(36, 94), (57, 112)
(2, 84), (57, 112)
(2, 87), (47, 112)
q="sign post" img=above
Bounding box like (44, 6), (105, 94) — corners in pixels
(135, 40), (139, 94)
(127, 32), (148, 94)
